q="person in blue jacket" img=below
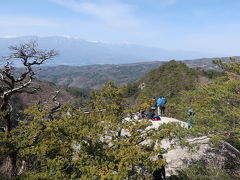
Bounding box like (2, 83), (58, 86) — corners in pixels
(156, 97), (167, 116)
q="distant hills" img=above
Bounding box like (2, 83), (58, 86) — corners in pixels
(35, 61), (164, 89)
(183, 56), (240, 70)
(0, 36), (219, 66)
(33, 61), (161, 89)
(35, 56), (238, 89)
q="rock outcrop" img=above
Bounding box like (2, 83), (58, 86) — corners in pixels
(162, 136), (240, 178)
(146, 117), (240, 178)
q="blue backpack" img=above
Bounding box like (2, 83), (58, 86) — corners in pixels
(157, 97), (167, 107)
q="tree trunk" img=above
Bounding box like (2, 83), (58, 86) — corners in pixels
(3, 112), (12, 133)
(0, 98), (15, 179)
(0, 153), (17, 180)
(1, 96), (12, 130)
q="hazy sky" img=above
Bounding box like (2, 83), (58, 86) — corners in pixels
(1, 0), (240, 55)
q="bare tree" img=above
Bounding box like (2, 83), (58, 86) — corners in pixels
(0, 41), (58, 178)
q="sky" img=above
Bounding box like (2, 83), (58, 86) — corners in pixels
(0, 0), (240, 55)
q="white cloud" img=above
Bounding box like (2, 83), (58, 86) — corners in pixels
(50, 0), (140, 28)
(0, 16), (59, 27)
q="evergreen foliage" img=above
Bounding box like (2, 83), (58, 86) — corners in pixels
(168, 163), (233, 180)
(65, 87), (91, 98)
(5, 82), (176, 179)
(168, 58), (240, 150)
(65, 87), (91, 108)
(138, 60), (198, 99)
(125, 60), (223, 104)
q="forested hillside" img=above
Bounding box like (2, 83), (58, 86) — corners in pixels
(167, 58), (240, 151)
(35, 62), (164, 89)
(35, 56), (238, 90)
(125, 60), (223, 102)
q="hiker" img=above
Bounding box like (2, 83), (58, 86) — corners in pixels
(188, 108), (194, 117)
(157, 97), (167, 116)
(146, 109), (155, 119)
(150, 97), (157, 113)
(187, 118), (191, 129)
(153, 154), (166, 180)
(187, 108), (194, 129)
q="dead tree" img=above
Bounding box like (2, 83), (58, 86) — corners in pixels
(0, 41), (58, 178)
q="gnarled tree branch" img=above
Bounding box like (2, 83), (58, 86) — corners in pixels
(0, 41), (58, 132)
(48, 90), (61, 121)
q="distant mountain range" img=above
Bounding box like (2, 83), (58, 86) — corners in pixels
(1, 36), (238, 90)
(0, 36), (221, 66)
(35, 56), (240, 89)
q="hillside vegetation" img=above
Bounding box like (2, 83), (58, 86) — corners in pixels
(34, 56), (237, 90)
(125, 60), (223, 102)
(36, 62), (163, 89)
(167, 58), (240, 152)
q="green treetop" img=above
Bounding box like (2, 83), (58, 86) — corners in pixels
(11, 82), (173, 179)
(168, 58), (240, 149)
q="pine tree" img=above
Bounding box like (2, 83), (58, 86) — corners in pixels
(13, 82), (170, 179)
(168, 58), (240, 149)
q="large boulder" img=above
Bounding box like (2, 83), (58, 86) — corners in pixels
(162, 136), (240, 178)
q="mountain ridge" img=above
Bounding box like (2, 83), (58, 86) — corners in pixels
(34, 56), (237, 89)
(0, 36), (221, 66)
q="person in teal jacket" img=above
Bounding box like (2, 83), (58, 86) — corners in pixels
(156, 97), (167, 116)
(187, 108), (195, 129)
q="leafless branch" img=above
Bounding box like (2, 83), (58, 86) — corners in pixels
(0, 41), (58, 132)
(1, 41), (58, 97)
(1, 77), (32, 98)
(49, 90), (61, 121)
(8, 103), (12, 113)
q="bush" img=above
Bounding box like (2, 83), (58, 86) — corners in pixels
(168, 163), (233, 180)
